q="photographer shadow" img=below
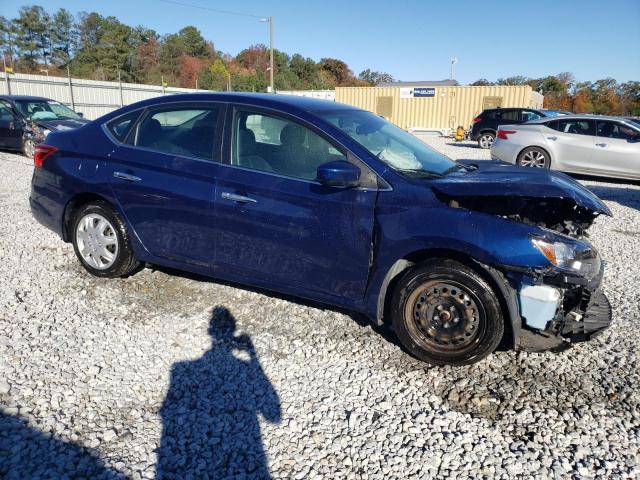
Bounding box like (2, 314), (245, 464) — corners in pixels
(157, 306), (281, 479)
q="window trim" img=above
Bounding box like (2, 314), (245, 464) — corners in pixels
(224, 104), (385, 190)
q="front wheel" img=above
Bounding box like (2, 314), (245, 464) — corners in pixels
(72, 201), (140, 278)
(477, 132), (495, 149)
(22, 138), (35, 159)
(517, 147), (550, 169)
(391, 259), (504, 366)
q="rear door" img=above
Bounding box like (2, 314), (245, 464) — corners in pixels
(214, 106), (378, 302)
(545, 119), (596, 172)
(592, 121), (640, 178)
(106, 102), (225, 267)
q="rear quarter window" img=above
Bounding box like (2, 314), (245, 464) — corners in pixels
(105, 110), (142, 143)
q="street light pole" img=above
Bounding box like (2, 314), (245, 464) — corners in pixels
(450, 57), (458, 81)
(260, 16), (274, 93)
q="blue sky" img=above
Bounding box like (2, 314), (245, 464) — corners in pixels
(2, 0), (639, 84)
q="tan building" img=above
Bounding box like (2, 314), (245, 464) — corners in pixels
(335, 83), (544, 131)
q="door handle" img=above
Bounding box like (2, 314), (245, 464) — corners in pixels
(546, 136), (557, 141)
(113, 171), (142, 182)
(221, 192), (257, 204)
(595, 143), (607, 147)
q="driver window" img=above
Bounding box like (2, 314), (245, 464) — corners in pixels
(232, 109), (347, 181)
(597, 121), (638, 140)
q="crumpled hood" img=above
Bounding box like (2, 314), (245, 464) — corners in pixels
(35, 118), (90, 131)
(431, 161), (612, 216)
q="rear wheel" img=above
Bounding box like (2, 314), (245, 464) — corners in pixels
(517, 147), (550, 169)
(391, 259), (504, 366)
(478, 132), (495, 149)
(72, 201), (140, 278)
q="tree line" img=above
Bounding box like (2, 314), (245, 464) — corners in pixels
(471, 74), (639, 116)
(0, 5), (395, 91)
(1, 5), (637, 116)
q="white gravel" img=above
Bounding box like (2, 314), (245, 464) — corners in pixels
(1, 143), (639, 479)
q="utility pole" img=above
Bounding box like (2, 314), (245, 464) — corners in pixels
(260, 16), (274, 93)
(450, 57), (458, 81)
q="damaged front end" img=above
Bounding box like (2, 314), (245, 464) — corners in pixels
(430, 167), (613, 351)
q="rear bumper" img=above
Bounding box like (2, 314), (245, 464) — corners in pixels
(489, 139), (519, 164)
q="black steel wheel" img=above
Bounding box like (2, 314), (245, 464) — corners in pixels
(391, 259), (504, 366)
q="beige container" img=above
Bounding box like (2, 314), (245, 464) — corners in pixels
(335, 85), (544, 131)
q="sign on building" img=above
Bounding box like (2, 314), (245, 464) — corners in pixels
(399, 87), (436, 98)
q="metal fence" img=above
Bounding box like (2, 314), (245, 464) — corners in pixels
(0, 72), (198, 120)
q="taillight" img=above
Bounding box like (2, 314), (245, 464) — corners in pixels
(497, 130), (516, 140)
(472, 117), (482, 123)
(33, 145), (58, 168)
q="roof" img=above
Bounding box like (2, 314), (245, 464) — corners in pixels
(377, 80), (458, 87)
(527, 114), (640, 125)
(0, 95), (51, 101)
(98, 92), (359, 122)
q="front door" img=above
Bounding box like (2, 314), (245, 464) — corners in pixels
(107, 103), (224, 267)
(592, 121), (640, 178)
(214, 107), (377, 302)
(0, 101), (22, 150)
(546, 118), (596, 172)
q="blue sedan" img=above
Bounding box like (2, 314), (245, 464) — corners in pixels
(30, 93), (612, 366)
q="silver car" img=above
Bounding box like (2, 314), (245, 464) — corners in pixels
(490, 115), (640, 180)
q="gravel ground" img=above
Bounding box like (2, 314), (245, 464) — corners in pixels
(1, 140), (639, 479)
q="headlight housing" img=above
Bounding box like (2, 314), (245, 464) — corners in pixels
(531, 236), (600, 278)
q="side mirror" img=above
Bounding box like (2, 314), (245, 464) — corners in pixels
(316, 160), (361, 188)
(77, 112), (84, 118)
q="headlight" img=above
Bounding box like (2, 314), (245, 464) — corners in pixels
(531, 237), (600, 277)
(42, 128), (51, 138)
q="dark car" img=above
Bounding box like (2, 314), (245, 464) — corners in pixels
(0, 95), (89, 157)
(470, 108), (568, 149)
(30, 93), (612, 366)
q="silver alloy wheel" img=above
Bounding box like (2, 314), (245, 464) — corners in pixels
(75, 213), (119, 270)
(23, 139), (35, 159)
(479, 134), (494, 149)
(520, 149), (548, 168)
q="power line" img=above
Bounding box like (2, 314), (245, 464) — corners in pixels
(157, 0), (264, 19)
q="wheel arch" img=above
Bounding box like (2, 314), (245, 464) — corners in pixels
(62, 193), (115, 242)
(375, 248), (518, 349)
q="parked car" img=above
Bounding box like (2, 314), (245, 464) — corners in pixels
(0, 95), (89, 157)
(470, 108), (568, 149)
(30, 93), (612, 366)
(491, 115), (640, 180)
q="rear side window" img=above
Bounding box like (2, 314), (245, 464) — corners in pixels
(134, 105), (221, 161)
(499, 110), (521, 121)
(105, 110), (142, 142)
(548, 119), (595, 136)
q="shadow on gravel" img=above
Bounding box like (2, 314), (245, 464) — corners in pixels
(157, 306), (281, 479)
(0, 411), (124, 479)
(446, 142), (481, 149)
(586, 184), (640, 212)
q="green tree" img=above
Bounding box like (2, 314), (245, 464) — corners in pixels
(470, 79), (493, 86)
(13, 5), (50, 70)
(358, 69), (394, 86)
(178, 26), (212, 58)
(496, 75), (530, 86)
(49, 8), (75, 67)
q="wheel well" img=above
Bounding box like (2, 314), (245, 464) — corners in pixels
(62, 193), (111, 242)
(517, 145), (552, 164)
(380, 248), (515, 349)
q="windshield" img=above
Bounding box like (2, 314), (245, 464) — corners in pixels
(318, 109), (457, 176)
(14, 100), (80, 121)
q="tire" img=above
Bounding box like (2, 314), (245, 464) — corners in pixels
(391, 259), (504, 366)
(477, 132), (495, 149)
(22, 138), (35, 159)
(71, 201), (140, 278)
(517, 147), (550, 169)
